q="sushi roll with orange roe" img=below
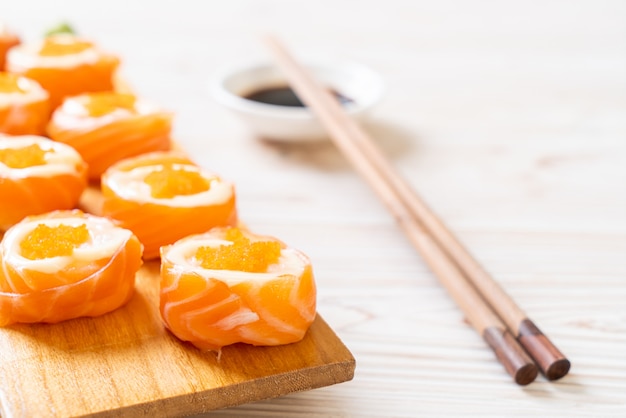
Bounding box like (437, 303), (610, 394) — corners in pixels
(160, 226), (317, 351)
(0, 210), (142, 325)
(47, 92), (172, 179)
(101, 152), (237, 260)
(6, 34), (119, 109)
(0, 72), (50, 135)
(0, 135), (87, 231)
(0, 23), (20, 71)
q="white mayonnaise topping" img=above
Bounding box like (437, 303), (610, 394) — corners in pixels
(49, 94), (165, 130)
(0, 135), (83, 178)
(6, 35), (102, 71)
(105, 163), (233, 207)
(164, 236), (306, 286)
(1, 215), (132, 274)
(0, 75), (48, 108)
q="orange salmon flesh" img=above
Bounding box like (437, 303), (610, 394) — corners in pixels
(47, 92), (172, 179)
(101, 152), (238, 260)
(159, 227), (317, 351)
(0, 136), (87, 231)
(0, 210), (143, 325)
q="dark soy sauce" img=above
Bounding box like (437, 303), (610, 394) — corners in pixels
(243, 85), (354, 107)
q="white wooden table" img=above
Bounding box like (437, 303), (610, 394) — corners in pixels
(4, 1), (625, 416)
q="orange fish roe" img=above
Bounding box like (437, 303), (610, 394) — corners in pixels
(0, 72), (26, 93)
(144, 165), (211, 199)
(38, 37), (93, 56)
(83, 92), (137, 118)
(0, 143), (48, 169)
(20, 223), (90, 260)
(195, 227), (282, 273)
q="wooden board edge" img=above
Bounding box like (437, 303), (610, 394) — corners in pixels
(87, 358), (355, 417)
(80, 316), (356, 417)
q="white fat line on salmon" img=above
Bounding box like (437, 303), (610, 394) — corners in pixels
(0, 257), (21, 293)
(177, 293), (242, 322)
(212, 309), (260, 331)
(236, 328), (282, 346)
(162, 281), (238, 327)
(289, 275), (317, 323)
(246, 305), (303, 337)
(37, 287), (64, 321)
(177, 295), (258, 341)
(161, 282), (218, 314)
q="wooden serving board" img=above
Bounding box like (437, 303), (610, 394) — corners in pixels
(0, 188), (355, 417)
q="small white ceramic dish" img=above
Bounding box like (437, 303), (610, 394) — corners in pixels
(210, 59), (384, 142)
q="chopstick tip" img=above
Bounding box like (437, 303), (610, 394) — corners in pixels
(515, 363), (539, 386)
(517, 319), (570, 380)
(483, 326), (538, 386)
(545, 358), (571, 381)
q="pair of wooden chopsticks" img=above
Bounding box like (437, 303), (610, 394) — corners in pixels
(263, 36), (570, 385)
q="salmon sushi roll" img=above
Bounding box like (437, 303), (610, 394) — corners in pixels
(0, 135), (87, 231)
(6, 34), (119, 109)
(0, 210), (143, 325)
(101, 152), (237, 260)
(160, 226), (317, 351)
(0, 23), (20, 71)
(47, 92), (173, 179)
(0, 72), (50, 135)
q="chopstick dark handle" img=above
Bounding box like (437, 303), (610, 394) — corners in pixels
(414, 232), (538, 385)
(518, 319), (571, 380)
(376, 171), (572, 380)
(483, 326), (538, 385)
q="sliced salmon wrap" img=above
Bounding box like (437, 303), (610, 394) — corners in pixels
(6, 34), (119, 109)
(47, 92), (173, 179)
(0, 210), (143, 326)
(0, 72), (50, 135)
(101, 151), (238, 260)
(0, 135), (87, 231)
(160, 226), (317, 351)
(0, 23), (20, 71)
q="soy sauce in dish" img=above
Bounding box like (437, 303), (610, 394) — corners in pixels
(243, 85), (354, 107)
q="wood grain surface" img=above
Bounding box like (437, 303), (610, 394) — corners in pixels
(2, 0), (625, 417)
